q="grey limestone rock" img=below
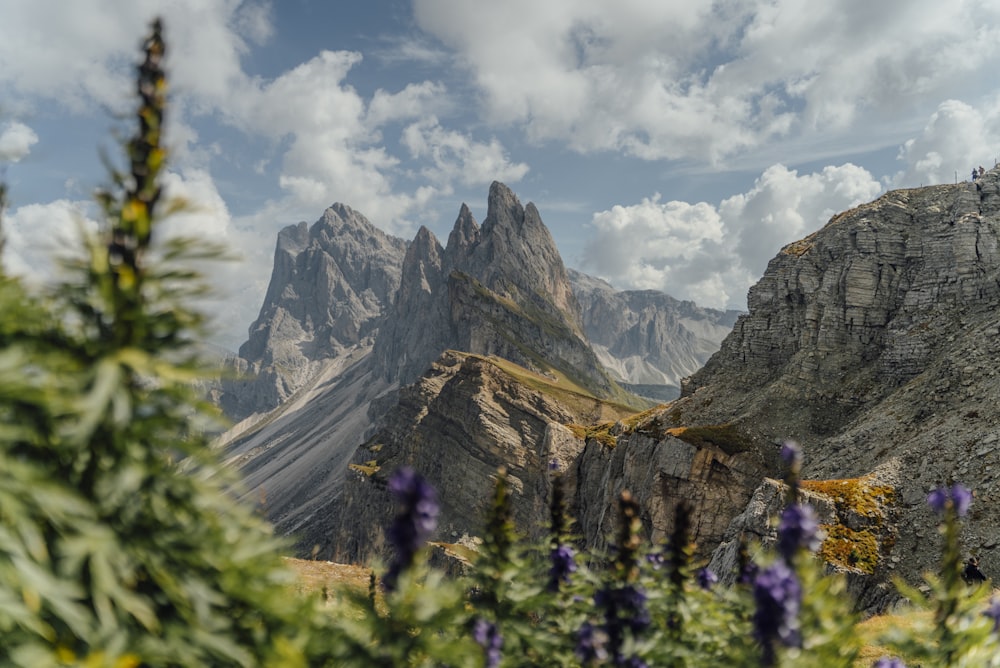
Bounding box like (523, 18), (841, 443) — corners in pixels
(672, 166), (1000, 599)
(373, 181), (623, 400)
(569, 268), (741, 400)
(220, 204), (407, 419)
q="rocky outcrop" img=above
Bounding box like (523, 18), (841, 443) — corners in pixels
(664, 167), (1000, 599)
(574, 421), (769, 559)
(709, 468), (901, 612)
(317, 351), (639, 563)
(570, 269), (741, 400)
(220, 204), (407, 419)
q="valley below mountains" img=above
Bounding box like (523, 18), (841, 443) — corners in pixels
(219, 171), (1000, 612)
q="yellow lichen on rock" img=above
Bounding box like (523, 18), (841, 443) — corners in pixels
(801, 474), (896, 575)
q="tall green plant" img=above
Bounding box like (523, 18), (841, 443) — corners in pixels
(0, 20), (333, 668)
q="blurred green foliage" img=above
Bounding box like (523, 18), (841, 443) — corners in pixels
(0, 20), (336, 668)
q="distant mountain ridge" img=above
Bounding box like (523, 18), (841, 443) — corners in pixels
(220, 183), (737, 421)
(569, 269), (741, 400)
(218, 182), (738, 544)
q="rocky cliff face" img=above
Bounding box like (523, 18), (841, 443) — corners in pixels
(319, 350), (771, 566)
(667, 167), (1000, 597)
(317, 351), (637, 562)
(569, 269), (741, 400)
(220, 204), (407, 420)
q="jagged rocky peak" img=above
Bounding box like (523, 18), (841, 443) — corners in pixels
(371, 225), (451, 385)
(464, 181), (582, 331)
(404, 225), (446, 292)
(444, 202), (480, 265)
(220, 203), (408, 420)
(373, 183), (626, 401)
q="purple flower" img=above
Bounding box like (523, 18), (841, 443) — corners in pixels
(548, 543), (577, 591)
(951, 484), (973, 517)
(593, 583), (650, 664)
(780, 441), (802, 466)
(739, 558), (759, 586)
(753, 560), (802, 665)
(927, 484), (973, 518)
(594, 584), (650, 634)
(382, 467), (439, 592)
(575, 622), (608, 663)
(473, 618), (503, 668)
(777, 504), (822, 561)
(873, 657), (907, 668)
(645, 551), (664, 570)
(696, 567), (718, 590)
(984, 596), (1000, 633)
(622, 657), (648, 668)
(388, 467), (439, 536)
(927, 488), (949, 514)
(549, 459), (561, 472)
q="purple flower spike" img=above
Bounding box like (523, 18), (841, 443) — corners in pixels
(927, 484), (974, 517)
(383, 467), (439, 592)
(984, 596), (1000, 633)
(873, 657), (907, 668)
(696, 567), (718, 590)
(473, 618), (503, 668)
(548, 544), (577, 590)
(753, 560), (803, 665)
(575, 622), (608, 663)
(780, 441), (802, 466)
(777, 504), (821, 561)
(927, 488), (949, 514)
(951, 484), (973, 517)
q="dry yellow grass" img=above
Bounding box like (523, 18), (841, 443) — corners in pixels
(853, 609), (931, 666)
(283, 557), (373, 598)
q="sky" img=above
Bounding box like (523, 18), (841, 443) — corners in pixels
(2, 0), (1000, 350)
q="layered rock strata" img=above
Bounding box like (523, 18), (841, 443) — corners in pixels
(667, 168), (1000, 596)
(321, 351), (768, 565)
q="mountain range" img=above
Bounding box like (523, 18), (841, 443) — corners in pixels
(217, 182), (737, 548)
(219, 171), (1000, 610)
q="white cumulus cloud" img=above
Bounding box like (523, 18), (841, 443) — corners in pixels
(891, 99), (1000, 187)
(0, 122), (39, 162)
(2, 199), (98, 279)
(414, 0), (1000, 163)
(580, 162), (883, 309)
(401, 117), (529, 189)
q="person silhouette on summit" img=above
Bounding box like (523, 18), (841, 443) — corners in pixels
(963, 556), (987, 585)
